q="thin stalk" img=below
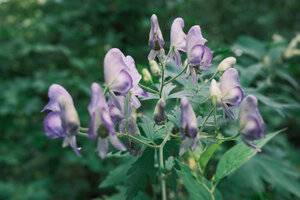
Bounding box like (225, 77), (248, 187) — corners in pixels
(159, 46), (174, 98)
(159, 128), (170, 200)
(117, 133), (160, 149)
(138, 83), (160, 95)
(199, 108), (214, 135)
(79, 127), (89, 132)
(77, 132), (88, 137)
(197, 70), (218, 91)
(163, 62), (188, 86)
(103, 86), (108, 95)
(213, 104), (219, 136)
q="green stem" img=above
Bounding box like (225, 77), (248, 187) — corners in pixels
(138, 83), (160, 95)
(159, 46), (174, 98)
(117, 133), (160, 149)
(77, 131), (88, 137)
(103, 86), (108, 95)
(79, 127), (89, 132)
(197, 70), (218, 91)
(163, 61), (188, 86)
(213, 104), (219, 136)
(199, 108), (214, 135)
(159, 127), (170, 200)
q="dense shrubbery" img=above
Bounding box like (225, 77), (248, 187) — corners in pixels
(0, 0), (299, 199)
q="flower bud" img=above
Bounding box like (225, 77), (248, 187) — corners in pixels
(153, 98), (167, 125)
(209, 79), (222, 106)
(149, 60), (161, 77)
(217, 57), (236, 73)
(141, 68), (152, 83)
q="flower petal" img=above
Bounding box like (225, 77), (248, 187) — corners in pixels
(148, 14), (164, 50)
(187, 25), (207, 58)
(199, 46), (212, 70)
(41, 84), (73, 112)
(109, 70), (133, 95)
(62, 135), (81, 157)
(43, 111), (64, 139)
(97, 137), (109, 159)
(188, 44), (204, 66)
(180, 97), (199, 138)
(220, 68), (242, 98)
(109, 134), (126, 151)
(170, 17), (187, 52)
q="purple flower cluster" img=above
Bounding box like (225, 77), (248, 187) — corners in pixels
(148, 15), (212, 85)
(42, 48), (148, 158)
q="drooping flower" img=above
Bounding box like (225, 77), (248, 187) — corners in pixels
(219, 68), (243, 120)
(148, 14), (165, 61)
(179, 97), (200, 155)
(238, 95), (266, 152)
(88, 83), (126, 159)
(209, 79), (222, 106)
(42, 84), (81, 156)
(108, 94), (142, 156)
(153, 98), (167, 125)
(104, 48), (148, 108)
(170, 17), (187, 66)
(183, 25), (213, 85)
(217, 57), (236, 73)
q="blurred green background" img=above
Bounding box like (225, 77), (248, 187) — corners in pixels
(0, 0), (299, 199)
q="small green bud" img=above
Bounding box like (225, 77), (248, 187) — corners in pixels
(209, 79), (222, 106)
(149, 60), (161, 77)
(217, 57), (236, 73)
(142, 68), (152, 83)
(153, 98), (167, 125)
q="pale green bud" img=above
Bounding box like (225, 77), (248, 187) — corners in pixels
(149, 60), (161, 77)
(217, 57), (236, 73)
(142, 68), (152, 83)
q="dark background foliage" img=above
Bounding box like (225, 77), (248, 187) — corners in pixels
(0, 0), (299, 199)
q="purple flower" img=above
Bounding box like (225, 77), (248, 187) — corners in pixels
(153, 98), (167, 125)
(239, 95), (266, 152)
(148, 14), (165, 61)
(170, 17), (187, 66)
(179, 97), (200, 155)
(108, 94), (142, 156)
(182, 25), (212, 85)
(42, 84), (81, 157)
(88, 83), (126, 159)
(104, 48), (148, 108)
(219, 68), (244, 120)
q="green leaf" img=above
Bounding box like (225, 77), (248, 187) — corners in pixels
(139, 116), (155, 139)
(125, 148), (155, 200)
(215, 129), (285, 183)
(232, 36), (265, 60)
(100, 157), (136, 188)
(199, 144), (219, 171)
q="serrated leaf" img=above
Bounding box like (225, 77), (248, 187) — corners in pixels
(215, 129), (285, 183)
(125, 148), (155, 200)
(199, 144), (219, 171)
(100, 157), (136, 188)
(139, 116), (154, 139)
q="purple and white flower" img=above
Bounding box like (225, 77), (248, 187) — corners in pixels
(170, 17), (187, 66)
(182, 25), (213, 85)
(88, 83), (126, 159)
(104, 48), (148, 108)
(42, 84), (81, 156)
(108, 94), (142, 156)
(148, 14), (165, 61)
(239, 95), (266, 152)
(219, 68), (243, 120)
(179, 97), (200, 155)
(153, 98), (167, 125)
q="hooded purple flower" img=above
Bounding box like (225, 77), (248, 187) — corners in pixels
(153, 98), (167, 125)
(148, 14), (165, 61)
(170, 17), (187, 66)
(108, 94), (142, 156)
(219, 68), (244, 120)
(182, 25), (212, 85)
(88, 83), (126, 159)
(239, 95), (266, 152)
(42, 84), (81, 156)
(104, 48), (148, 109)
(179, 97), (200, 155)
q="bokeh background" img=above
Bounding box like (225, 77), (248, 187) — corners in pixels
(0, 0), (300, 199)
